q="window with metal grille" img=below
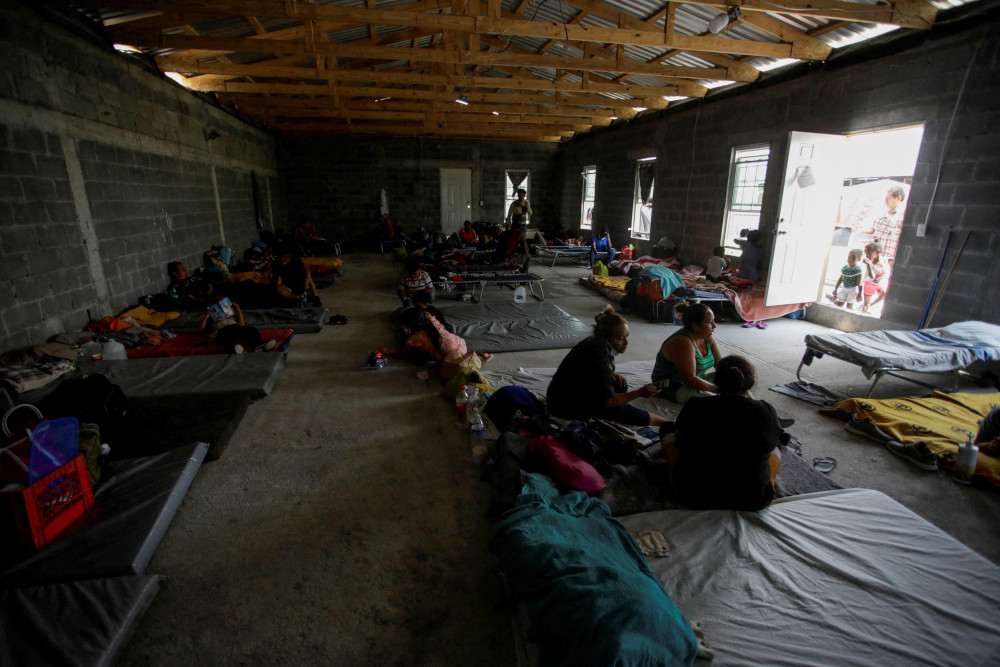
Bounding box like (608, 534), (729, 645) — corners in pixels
(580, 166), (596, 230)
(722, 145), (769, 253)
(631, 158), (655, 240)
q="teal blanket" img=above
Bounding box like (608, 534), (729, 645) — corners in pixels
(491, 489), (697, 666)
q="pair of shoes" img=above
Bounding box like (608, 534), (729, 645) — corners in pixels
(886, 440), (939, 471)
(741, 321), (757, 328)
(845, 415), (892, 443)
(756, 321), (768, 330)
(329, 314), (348, 325)
(233, 344), (245, 354)
(812, 456), (838, 474)
(255, 340), (277, 352)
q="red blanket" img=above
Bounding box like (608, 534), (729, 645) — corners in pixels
(126, 329), (293, 359)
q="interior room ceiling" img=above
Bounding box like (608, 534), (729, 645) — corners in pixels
(65, 0), (950, 142)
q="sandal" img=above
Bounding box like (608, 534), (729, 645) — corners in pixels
(812, 456), (838, 474)
(741, 321), (757, 328)
(755, 321), (768, 330)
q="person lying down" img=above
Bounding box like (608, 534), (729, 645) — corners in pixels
(378, 291), (492, 369)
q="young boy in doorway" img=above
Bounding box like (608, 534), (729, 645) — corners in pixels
(829, 249), (864, 309)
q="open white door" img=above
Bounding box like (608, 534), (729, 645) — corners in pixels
(765, 131), (846, 306)
(440, 168), (471, 236)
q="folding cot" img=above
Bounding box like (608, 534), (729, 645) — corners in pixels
(535, 245), (606, 267)
(434, 271), (545, 302)
(797, 320), (1000, 396)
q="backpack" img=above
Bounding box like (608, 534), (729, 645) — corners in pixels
(483, 386), (545, 432)
(40, 375), (128, 449)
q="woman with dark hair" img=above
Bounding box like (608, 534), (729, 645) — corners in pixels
(547, 306), (668, 427)
(651, 302), (721, 405)
(666, 355), (785, 510)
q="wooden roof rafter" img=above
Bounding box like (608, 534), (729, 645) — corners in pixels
(84, 0), (940, 142)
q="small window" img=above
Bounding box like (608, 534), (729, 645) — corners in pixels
(631, 158), (655, 240)
(721, 146), (769, 253)
(580, 166), (596, 230)
(505, 170), (530, 228)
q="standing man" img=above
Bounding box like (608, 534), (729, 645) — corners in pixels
(871, 185), (906, 266)
(505, 188), (532, 228)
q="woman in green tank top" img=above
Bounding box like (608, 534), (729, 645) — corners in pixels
(651, 302), (721, 405)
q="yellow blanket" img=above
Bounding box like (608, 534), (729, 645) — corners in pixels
(119, 305), (180, 328)
(835, 392), (1000, 487)
(591, 276), (629, 291)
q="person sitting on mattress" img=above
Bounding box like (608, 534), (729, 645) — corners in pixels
(546, 306), (669, 427)
(652, 302), (720, 405)
(167, 261), (216, 309)
(397, 255), (434, 307)
(273, 245), (319, 306)
(664, 355), (785, 510)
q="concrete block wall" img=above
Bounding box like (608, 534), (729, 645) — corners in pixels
(0, 2), (279, 352)
(277, 136), (558, 242)
(556, 14), (1000, 328)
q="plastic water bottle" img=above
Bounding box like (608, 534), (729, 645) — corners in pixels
(80, 340), (103, 361)
(514, 285), (527, 303)
(455, 385), (469, 416)
(467, 386), (479, 411)
(468, 407), (485, 437)
(954, 436), (979, 485)
(102, 340), (127, 360)
(301, 290), (309, 307)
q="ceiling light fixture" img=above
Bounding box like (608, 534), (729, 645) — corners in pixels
(455, 96), (469, 105)
(708, 6), (742, 34)
(375, 97), (391, 102)
(492, 111), (500, 115)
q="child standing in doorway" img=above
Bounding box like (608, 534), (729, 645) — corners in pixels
(829, 249), (864, 309)
(861, 242), (886, 314)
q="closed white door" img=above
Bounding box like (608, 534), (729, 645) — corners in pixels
(440, 168), (471, 236)
(765, 131), (846, 306)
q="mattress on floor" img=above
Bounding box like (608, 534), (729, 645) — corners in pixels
(437, 302), (591, 352)
(482, 360), (658, 407)
(577, 276), (626, 303)
(164, 306), (329, 334)
(0, 574), (163, 667)
(77, 353), (286, 399)
(616, 488), (1000, 666)
(495, 432), (841, 518)
(0, 443), (207, 587)
(121, 392), (251, 462)
(125, 329), (293, 358)
(805, 320), (1000, 378)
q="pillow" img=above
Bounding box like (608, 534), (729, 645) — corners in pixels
(529, 436), (606, 494)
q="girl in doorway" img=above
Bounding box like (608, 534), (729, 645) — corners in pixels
(861, 242), (886, 314)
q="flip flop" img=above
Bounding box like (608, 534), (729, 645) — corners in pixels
(812, 456), (838, 474)
(741, 321), (756, 328)
(755, 321), (768, 330)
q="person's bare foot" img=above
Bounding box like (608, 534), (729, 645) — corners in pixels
(477, 352), (493, 363)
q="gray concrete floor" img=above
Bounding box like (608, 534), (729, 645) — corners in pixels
(120, 253), (1000, 666)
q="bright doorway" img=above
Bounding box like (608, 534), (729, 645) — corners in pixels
(821, 125), (923, 318)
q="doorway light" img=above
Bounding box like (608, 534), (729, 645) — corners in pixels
(708, 7), (742, 34)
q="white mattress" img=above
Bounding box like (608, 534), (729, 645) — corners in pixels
(616, 488), (1000, 666)
(804, 320), (1000, 379)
